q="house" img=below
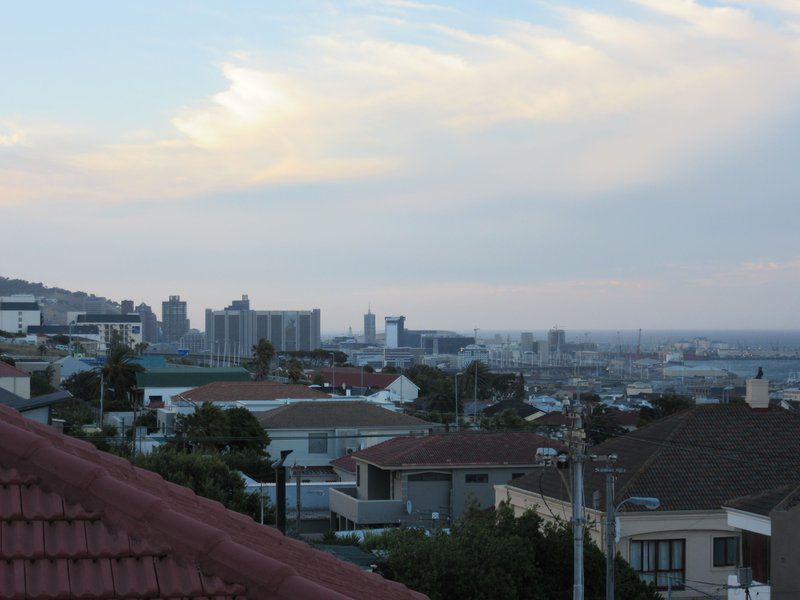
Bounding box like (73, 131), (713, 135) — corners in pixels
(257, 401), (437, 480)
(723, 484), (800, 600)
(482, 399), (544, 421)
(175, 380), (331, 409)
(496, 379), (800, 597)
(0, 386), (71, 424)
(0, 361), (31, 398)
(0, 403), (425, 599)
(135, 366), (251, 406)
(315, 367), (420, 402)
(330, 431), (562, 531)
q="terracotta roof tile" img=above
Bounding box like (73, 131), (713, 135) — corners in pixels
(350, 431), (564, 468)
(179, 380), (331, 403)
(0, 403), (426, 600)
(0, 362), (30, 378)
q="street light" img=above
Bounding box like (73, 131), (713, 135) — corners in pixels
(607, 494), (660, 600)
(454, 372), (463, 431)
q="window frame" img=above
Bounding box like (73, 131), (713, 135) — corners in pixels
(307, 432), (328, 454)
(464, 473), (489, 484)
(713, 536), (740, 568)
(629, 538), (686, 591)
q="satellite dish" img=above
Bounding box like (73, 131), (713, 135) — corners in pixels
(406, 500), (413, 515)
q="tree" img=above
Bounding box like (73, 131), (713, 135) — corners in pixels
(63, 370), (100, 401)
(100, 344), (144, 411)
(481, 408), (529, 431)
(639, 394), (693, 423)
(134, 341), (150, 356)
(37, 343), (48, 358)
(585, 405), (628, 445)
(286, 358), (306, 384)
(30, 366), (56, 397)
(404, 365), (456, 413)
(133, 447), (262, 519)
(251, 338), (276, 380)
(374, 503), (660, 600)
(511, 372), (526, 401)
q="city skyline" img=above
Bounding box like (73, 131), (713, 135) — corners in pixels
(3, 1), (800, 330)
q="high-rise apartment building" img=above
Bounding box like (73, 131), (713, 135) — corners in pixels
(162, 295), (189, 343)
(205, 296), (321, 356)
(364, 307), (376, 344)
(384, 316), (405, 349)
(135, 303), (158, 343)
(120, 300), (135, 314)
(548, 327), (566, 354)
(520, 332), (534, 353)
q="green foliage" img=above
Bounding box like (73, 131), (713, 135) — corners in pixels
(585, 406), (628, 445)
(320, 530), (363, 546)
(63, 370), (100, 401)
(404, 365), (458, 413)
(512, 372), (526, 401)
(100, 344), (144, 409)
(250, 338), (276, 380)
(373, 503), (660, 600)
(312, 372), (325, 386)
(171, 403), (271, 480)
(639, 394), (694, 423)
(286, 358), (306, 384)
(30, 366), (56, 397)
(133, 411), (158, 433)
(382, 366), (400, 374)
(481, 408), (530, 431)
(81, 424), (121, 452)
(51, 398), (95, 435)
(132, 447), (262, 519)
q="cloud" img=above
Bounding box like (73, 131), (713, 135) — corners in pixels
(3, 1), (800, 206)
(0, 123), (27, 147)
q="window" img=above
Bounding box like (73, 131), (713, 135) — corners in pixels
(512, 473), (525, 480)
(630, 539), (685, 590)
(408, 472), (451, 482)
(465, 473), (489, 484)
(308, 433), (328, 454)
(714, 537), (739, 567)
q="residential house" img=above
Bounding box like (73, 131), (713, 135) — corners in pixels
(315, 367), (420, 402)
(257, 401), (437, 481)
(0, 403), (425, 599)
(496, 379), (800, 597)
(0, 387), (71, 424)
(723, 484), (800, 600)
(330, 431), (562, 531)
(482, 399), (545, 421)
(0, 361), (31, 398)
(135, 366), (251, 406)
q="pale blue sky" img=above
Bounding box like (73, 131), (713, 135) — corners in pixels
(2, 0), (799, 331)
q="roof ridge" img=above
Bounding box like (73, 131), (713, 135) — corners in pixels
(0, 405), (417, 600)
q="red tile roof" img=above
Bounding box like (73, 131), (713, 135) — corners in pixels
(350, 431), (564, 468)
(331, 454), (357, 474)
(316, 368), (404, 390)
(179, 381), (331, 403)
(0, 362), (30, 378)
(0, 404), (426, 599)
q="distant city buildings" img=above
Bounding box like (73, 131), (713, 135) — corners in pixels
(75, 313), (143, 349)
(520, 332), (534, 353)
(135, 303), (158, 343)
(548, 327), (566, 353)
(178, 329), (206, 353)
(120, 299), (134, 314)
(162, 295), (189, 343)
(0, 295), (40, 335)
(384, 316), (405, 349)
(83, 295), (108, 314)
(205, 295), (321, 356)
(363, 306), (376, 344)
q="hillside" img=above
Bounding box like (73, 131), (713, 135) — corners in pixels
(0, 277), (119, 324)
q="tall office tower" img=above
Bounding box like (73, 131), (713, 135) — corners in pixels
(548, 327), (566, 354)
(84, 296), (107, 314)
(384, 316), (406, 349)
(364, 306), (376, 344)
(206, 297), (321, 355)
(520, 332), (534, 353)
(120, 300), (135, 314)
(162, 295), (189, 343)
(135, 303), (158, 343)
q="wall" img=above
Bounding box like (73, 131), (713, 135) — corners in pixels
(499, 484), (739, 599)
(20, 406), (50, 424)
(0, 376), (31, 399)
(770, 505), (800, 600)
(451, 467), (538, 519)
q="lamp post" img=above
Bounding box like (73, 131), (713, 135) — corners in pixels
(454, 372), (463, 431)
(606, 493), (660, 600)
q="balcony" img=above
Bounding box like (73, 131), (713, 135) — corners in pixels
(329, 487), (406, 526)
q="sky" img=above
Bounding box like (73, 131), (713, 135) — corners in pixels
(1, 0), (799, 333)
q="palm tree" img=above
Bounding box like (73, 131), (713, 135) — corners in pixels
(100, 344), (144, 412)
(250, 339), (276, 381)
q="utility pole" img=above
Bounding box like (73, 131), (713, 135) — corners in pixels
(295, 466), (302, 536)
(568, 402), (586, 600)
(473, 327), (479, 422)
(272, 450), (293, 534)
(595, 465), (625, 600)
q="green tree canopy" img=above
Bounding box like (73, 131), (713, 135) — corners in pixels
(30, 366), (56, 397)
(250, 338), (276, 380)
(63, 370), (100, 401)
(375, 503), (660, 600)
(100, 344), (144, 410)
(639, 394), (694, 423)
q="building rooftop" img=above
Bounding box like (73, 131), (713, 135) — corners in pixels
(315, 368), (412, 390)
(482, 399), (543, 419)
(350, 431), (564, 469)
(179, 380), (330, 403)
(0, 301), (40, 311)
(257, 401), (433, 429)
(0, 388), (72, 411)
(725, 483), (800, 516)
(76, 314), (141, 324)
(0, 362), (31, 378)
(509, 404), (800, 512)
(136, 367), (251, 388)
(0, 404), (426, 599)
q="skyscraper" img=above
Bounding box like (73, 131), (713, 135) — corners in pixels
(136, 303), (158, 343)
(162, 295), (189, 343)
(548, 327), (566, 354)
(120, 300), (134, 314)
(384, 316), (405, 349)
(364, 306), (376, 344)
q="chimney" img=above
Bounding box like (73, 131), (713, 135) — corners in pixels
(745, 378), (770, 410)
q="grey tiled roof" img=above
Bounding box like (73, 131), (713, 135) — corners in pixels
(257, 401), (433, 429)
